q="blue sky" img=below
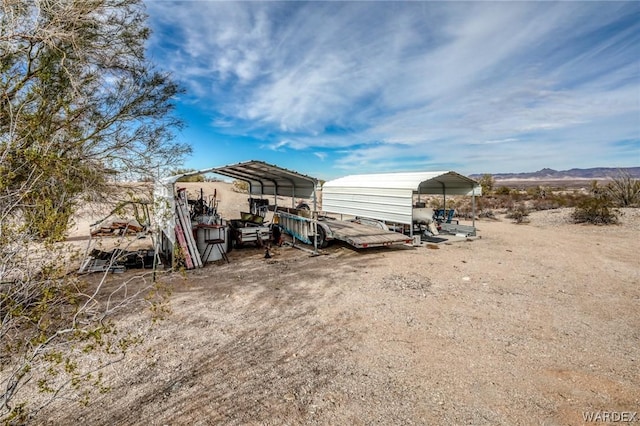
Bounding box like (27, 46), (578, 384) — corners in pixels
(145, 1), (640, 180)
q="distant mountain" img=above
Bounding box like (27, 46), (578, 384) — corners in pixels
(470, 167), (640, 180)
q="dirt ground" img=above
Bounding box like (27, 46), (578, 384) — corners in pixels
(43, 183), (639, 425)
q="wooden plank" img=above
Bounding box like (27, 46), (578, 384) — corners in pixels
(175, 199), (198, 267)
(179, 191), (203, 267)
(184, 204), (203, 267)
(175, 221), (194, 269)
(176, 199), (202, 268)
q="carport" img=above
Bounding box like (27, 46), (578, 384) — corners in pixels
(322, 171), (481, 236)
(154, 160), (319, 268)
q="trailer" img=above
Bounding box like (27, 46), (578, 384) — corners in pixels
(319, 217), (413, 248)
(274, 211), (412, 249)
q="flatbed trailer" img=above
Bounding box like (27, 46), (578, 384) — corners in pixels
(274, 211), (412, 250)
(321, 218), (413, 248)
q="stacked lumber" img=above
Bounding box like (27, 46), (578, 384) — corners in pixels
(175, 190), (203, 269)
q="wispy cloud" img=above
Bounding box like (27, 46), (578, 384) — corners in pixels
(314, 152), (327, 161)
(146, 1), (640, 176)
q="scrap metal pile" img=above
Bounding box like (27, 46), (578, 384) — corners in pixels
(78, 201), (156, 274)
(79, 249), (155, 274)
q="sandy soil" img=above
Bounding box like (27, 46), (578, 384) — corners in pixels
(39, 183), (640, 425)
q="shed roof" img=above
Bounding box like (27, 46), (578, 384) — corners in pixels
(323, 171), (480, 195)
(162, 160), (318, 198)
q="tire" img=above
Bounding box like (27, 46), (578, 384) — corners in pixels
(230, 227), (243, 248)
(271, 225), (282, 245)
(234, 233), (243, 248)
(225, 226), (233, 254)
(316, 225), (329, 249)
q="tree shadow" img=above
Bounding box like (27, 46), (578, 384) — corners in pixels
(54, 245), (386, 425)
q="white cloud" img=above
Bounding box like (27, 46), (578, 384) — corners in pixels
(262, 140), (290, 151)
(474, 138), (519, 146)
(145, 1), (640, 174)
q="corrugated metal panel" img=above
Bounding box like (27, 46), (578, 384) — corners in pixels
(417, 172), (482, 196)
(324, 171), (451, 190)
(322, 187), (413, 224)
(212, 161), (317, 198)
(323, 170), (480, 196)
(162, 160), (318, 198)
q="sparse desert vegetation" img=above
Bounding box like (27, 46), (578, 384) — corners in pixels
(435, 171), (639, 227)
(3, 176), (639, 425)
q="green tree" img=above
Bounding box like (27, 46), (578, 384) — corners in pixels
(1, 0), (183, 421)
(478, 174), (495, 195)
(1, 0), (191, 241)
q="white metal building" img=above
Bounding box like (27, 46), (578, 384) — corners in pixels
(322, 171), (481, 228)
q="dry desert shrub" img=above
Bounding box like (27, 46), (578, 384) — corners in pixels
(571, 197), (620, 225)
(506, 204), (530, 224)
(232, 180), (249, 193)
(605, 171), (640, 207)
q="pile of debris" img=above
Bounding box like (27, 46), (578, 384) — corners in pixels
(90, 220), (145, 237)
(78, 200), (155, 274)
(78, 249), (156, 274)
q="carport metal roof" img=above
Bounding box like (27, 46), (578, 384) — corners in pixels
(323, 171), (480, 196)
(156, 160), (318, 247)
(162, 160), (318, 198)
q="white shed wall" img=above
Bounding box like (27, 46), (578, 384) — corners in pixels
(322, 170), (481, 226)
(322, 186), (414, 224)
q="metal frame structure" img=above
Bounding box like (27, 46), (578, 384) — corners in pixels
(322, 171), (481, 236)
(154, 160), (320, 267)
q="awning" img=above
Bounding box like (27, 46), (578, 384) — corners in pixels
(162, 160), (318, 198)
(323, 171), (480, 196)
